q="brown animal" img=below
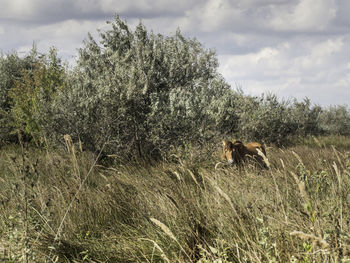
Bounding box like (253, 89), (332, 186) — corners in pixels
(221, 140), (269, 169)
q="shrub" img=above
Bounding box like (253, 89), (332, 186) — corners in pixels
(235, 94), (296, 145)
(290, 98), (322, 137)
(1, 15), (350, 153)
(0, 51), (33, 143)
(319, 105), (350, 135)
(9, 47), (66, 145)
(49, 15), (230, 157)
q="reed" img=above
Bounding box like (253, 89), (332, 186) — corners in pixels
(1, 138), (350, 262)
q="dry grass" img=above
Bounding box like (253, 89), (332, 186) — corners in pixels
(1, 137), (350, 262)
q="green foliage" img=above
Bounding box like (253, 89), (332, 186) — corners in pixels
(291, 98), (322, 136)
(236, 94), (296, 145)
(0, 47), (65, 145)
(319, 105), (350, 135)
(1, 14), (350, 153)
(9, 47), (65, 144)
(50, 15), (229, 156)
(2, 13), (350, 263)
(209, 88), (241, 137)
(197, 239), (233, 263)
(0, 50), (36, 143)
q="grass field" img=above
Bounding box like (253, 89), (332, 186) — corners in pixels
(1, 137), (350, 262)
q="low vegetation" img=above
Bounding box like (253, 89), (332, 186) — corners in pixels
(1, 14), (350, 262)
(1, 137), (350, 262)
(1, 15), (350, 155)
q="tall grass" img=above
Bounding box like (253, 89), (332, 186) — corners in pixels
(302, 135), (350, 149)
(1, 138), (350, 262)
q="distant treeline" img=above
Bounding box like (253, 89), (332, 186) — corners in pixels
(1, 15), (349, 157)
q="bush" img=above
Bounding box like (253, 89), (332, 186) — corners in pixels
(8, 47), (66, 145)
(232, 94), (295, 145)
(0, 47), (65, 146)
(0, 51), (33, 143)
(48, 16), (230, 157)
(1, 14), (350, 153)
(290, 98), (322, 137)
(319, 105), (350, 135)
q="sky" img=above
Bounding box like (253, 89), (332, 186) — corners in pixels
(0, 0), (349, 106)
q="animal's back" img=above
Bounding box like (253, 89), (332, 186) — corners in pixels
(245, 142), (266, 156)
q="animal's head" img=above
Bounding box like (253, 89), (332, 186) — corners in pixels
(222, 140), (244, 165)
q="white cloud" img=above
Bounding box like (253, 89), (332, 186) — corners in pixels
(1, 18), (107, 59)
(191, 0), (240, 32)
(270, 0), (337, 32)
(295, 38), (344, 71)
(218, 35), (349, 104)
(100, 0), (200, 15)
(2, 0), (35, 18)
(219, 43), (288, 80)
(0, 0), (202, 24)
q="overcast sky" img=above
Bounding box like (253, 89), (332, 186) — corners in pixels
(1, 0), (349, 106)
